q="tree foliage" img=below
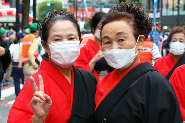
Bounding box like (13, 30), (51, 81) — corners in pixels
(38, 0), (62, 20)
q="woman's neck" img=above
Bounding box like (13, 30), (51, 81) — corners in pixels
(94, 38), (101, 47)
(171, 53), (183, 62)
(117, 55), (140, 78)
(49, 59), (72, 84)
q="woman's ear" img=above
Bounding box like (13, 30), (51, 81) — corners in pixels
(41, 40), (48, 53)
(138, 35), (145, 50)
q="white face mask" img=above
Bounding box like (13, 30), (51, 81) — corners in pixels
(95, 30), (101, 40)
(103, 36), (140, 70)
(48, 41), (80, 68)
(170, 42), (185, 55)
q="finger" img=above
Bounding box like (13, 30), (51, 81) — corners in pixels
(33, 91), (46, 101)
(38, 75), (44, 92)
(99, 47), (102, 51)
(30, 96), (44, 106)
(30, 77), (39, 93)
(45, 95), (52, 104)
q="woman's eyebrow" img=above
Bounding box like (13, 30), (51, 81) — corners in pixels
(116, 32), (127, 35)
(52, 35), (61, 38)
(102, 36), (109, 39)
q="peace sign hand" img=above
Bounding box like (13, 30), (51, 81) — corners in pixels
(30, 75), (52, 123)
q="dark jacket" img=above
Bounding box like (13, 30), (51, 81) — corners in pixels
(0, 36), (11, 82)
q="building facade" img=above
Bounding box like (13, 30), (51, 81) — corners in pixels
(144, 0), (185, 29)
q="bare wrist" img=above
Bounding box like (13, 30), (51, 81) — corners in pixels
(32, 114), (45, 123)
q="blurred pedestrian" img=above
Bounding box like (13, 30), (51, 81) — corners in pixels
(139, 35), (161, 64)
(154, 27), (185, 80)
(6, 34), (16, 82)
(9, 33), (25, 97)
(0, 36), (11, 100)
(18, 23), (39, 83)
(74, 12), (114, 82)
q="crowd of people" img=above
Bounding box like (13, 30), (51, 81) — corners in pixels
(0, 1), (184, 123)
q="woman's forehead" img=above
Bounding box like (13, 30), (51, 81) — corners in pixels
(101, 21), (133, 36)
(49, 21), (78, 36)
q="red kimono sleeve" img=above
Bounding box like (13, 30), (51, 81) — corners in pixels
(74, 46), (99, 82)
(7, 74), (40, 123)
(169, 68), (185, 121)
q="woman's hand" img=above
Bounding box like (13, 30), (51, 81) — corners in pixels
(89, 50), (104, 72)
(30, 75), (52, 123)
(92, 50), (104, 64)
(0, 46), (5, 56)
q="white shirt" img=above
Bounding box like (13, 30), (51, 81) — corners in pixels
(9, 42), (22, 61)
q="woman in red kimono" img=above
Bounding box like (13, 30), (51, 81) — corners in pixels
(154, 27), (185, 80)
(7, 10), (97, 123)
(94, 2), (183, 123)
(74, 12), (114, 82)
(169, 64), (185, 122)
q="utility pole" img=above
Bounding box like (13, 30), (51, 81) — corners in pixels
(177, 0), (180, 26)
(33, 0), (36, 23)
(16, 0), (20, 34)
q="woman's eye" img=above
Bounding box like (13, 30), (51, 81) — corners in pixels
(68, 37), (75, 40)
(119, 39), (125, 42)
(172, 40), (176, 42)
(55, 39), (61, 41)
(105, 41), (111, 44)
(180, 40), (184, 42)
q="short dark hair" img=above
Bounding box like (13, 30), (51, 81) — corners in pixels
(89, 12), (106, 34)
(14, 39), (18, 44)
(38, 9), (81, 44)
(168, 27), (185, 43)
(101, 2), (153, 41)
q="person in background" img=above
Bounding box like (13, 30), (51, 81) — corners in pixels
(139, 35), (161, 64)
(74, 12), (114, 82)
(162, 31), (170, 56)
(24, 28), (30, 37)
(9, 34), (25, 97)
(0, 28), (12, 86)
(154, 27), (185, 80)
(18, 23), (39, 83)
(0, 36), (11, 100)
(8, 9), (96, 123)
(94, 2), (183, 122)
(0, 28), (8, 41)
(169, 64), (185, 123)
(6, 34), (16, 81)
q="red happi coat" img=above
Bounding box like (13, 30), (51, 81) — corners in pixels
(74, 39), (100, 82)
(153, 53), (181, 77)
(169, 64), (185, 121)
(8, 60), (96, 123)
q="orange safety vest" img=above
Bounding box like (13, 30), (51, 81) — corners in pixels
(139, 40), (153, 64)
(22, 36), (39, 63)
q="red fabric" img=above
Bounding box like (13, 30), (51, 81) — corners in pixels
(7, 60), (74, 123)
(153, 53), (180, 77)
(74, 39), (100, 82)
(169, 64), (185, 121)
(95, 60), (148, 110)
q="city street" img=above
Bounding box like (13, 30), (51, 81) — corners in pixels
(0, 80), (22, 123)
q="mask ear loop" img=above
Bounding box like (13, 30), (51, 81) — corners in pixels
(133, 35), (141, 55)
